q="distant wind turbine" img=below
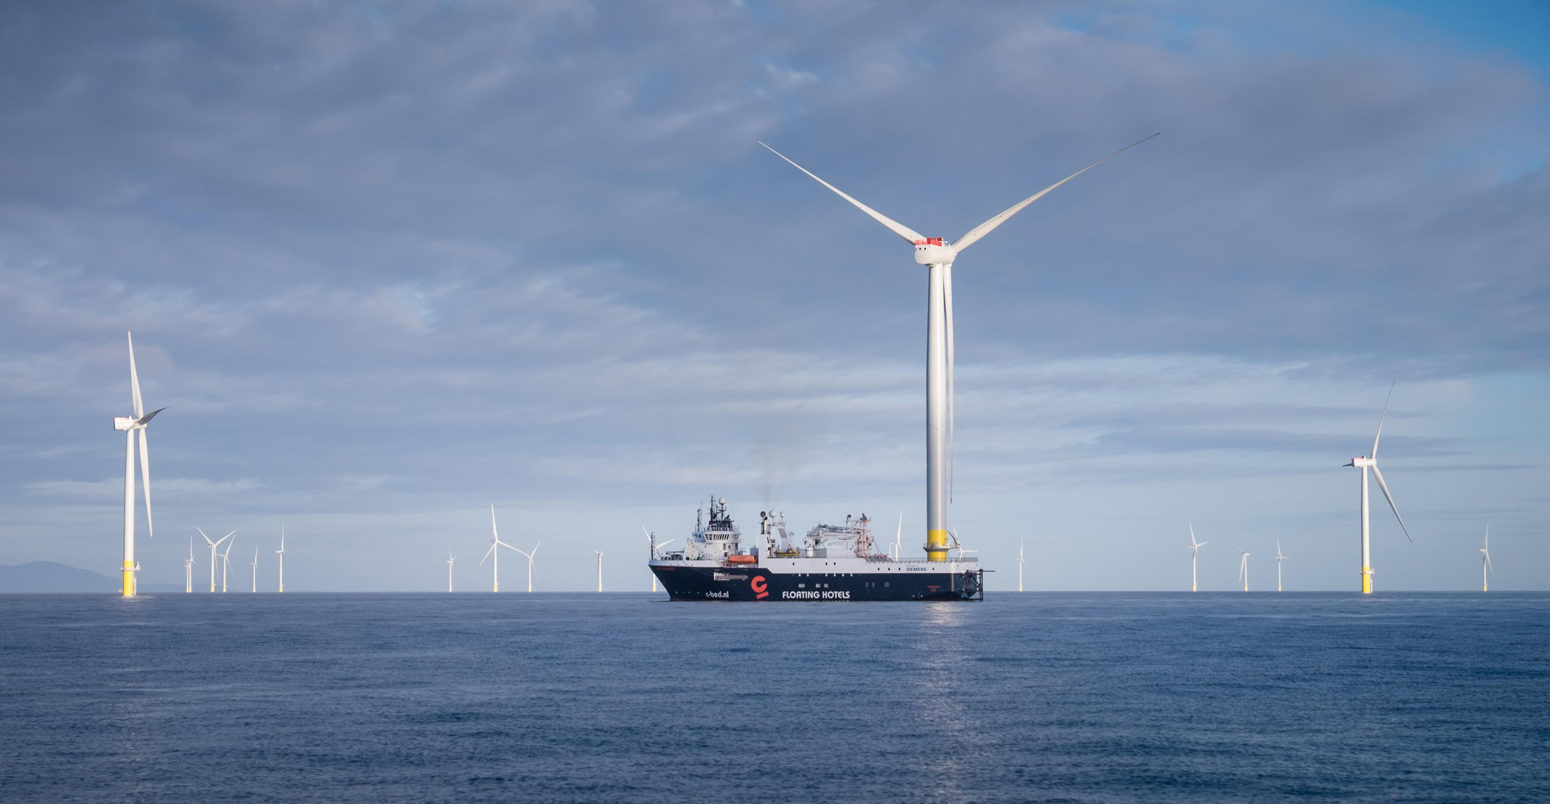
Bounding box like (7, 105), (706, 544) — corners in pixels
(1480, 524), (1494, 592)
(112, 331), (165, 598)
(446, 550), (456, 593)
(512, 540), (541, 594)
(891, 512), (903, 561)
(595, 550), (604, 593)
(1018, 537), (1025, 593)
(1345, 382), (1412, 594)
(1187, 523), (1207, 592)
(197, 528), (234, 593)
(1275, 539), (1287, 593)
(1237, 545), (1251, 592)
(481, 504), (518, 592)
(275, 524), (286, 593)
(220, 535), (237, 593)
(250, 547), (258, 593)
(184, 536), (196, 594)
(643, 526), (673, 592)
(761, 134), (1157, 563)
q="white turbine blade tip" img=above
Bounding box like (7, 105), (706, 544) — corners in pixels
(758, 141), (927, 244)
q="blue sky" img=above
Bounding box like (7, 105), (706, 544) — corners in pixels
(1, 1), (1545, 592)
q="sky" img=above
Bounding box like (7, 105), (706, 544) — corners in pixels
(1, 0), (1546, 593)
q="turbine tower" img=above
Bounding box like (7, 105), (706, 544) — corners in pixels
(446, 550), (456, 593)
(1237, 545), (1250, 592)
(197, 528), (233, 593)
(1187, 523), (1207, 592)
(275, 524), (286, 593)
(1480, 524), (1494, 592)
(220, 535), (236, 593)
(595, 550), (605, 593)
(112, 331), (165, 598)
(1344, 384), (1412, 594)
(184, 536), (196, 594)
(1275, 539), (1287, 593)
(250, 547), (258, 593)
(481, 504), (518, 592)
(1017, 537), (1025, 593)
(761, 135), (1156, 562)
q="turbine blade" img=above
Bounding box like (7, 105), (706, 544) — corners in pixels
(481, 542), (496, 565)
(198, 527), (213, 547)
(490, 504), (499, 542)
(1484, 552), (1494, 575)
(532, 539), (541, 556)
(138, 428), (153, 538)
(127, 331), (144, 419)
(758, 141), (927, 244)
(1369, 464), (1412, 542)
(953, 133), (1160, 252)
(1372, 378), (1396, 458)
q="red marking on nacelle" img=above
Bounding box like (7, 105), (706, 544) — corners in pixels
(913, 237), (945, 246)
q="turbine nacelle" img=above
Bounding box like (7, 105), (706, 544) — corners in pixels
(1347, 456), (1374, 468)
(913, 238), (957, 265)
(114, 416), (136, 431)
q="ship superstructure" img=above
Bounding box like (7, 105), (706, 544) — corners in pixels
(650, 496), (983, 601)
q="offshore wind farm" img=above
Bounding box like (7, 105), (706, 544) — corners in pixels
(2, 4), (1548, 802)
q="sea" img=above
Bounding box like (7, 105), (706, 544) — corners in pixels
(2, 592), (1546, 803)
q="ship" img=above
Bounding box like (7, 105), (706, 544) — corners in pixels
(648, 496), (983, 601)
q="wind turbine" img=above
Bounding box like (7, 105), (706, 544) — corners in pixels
(761, 134), (1156, 563)
(197, 528), (234, 593)
(643, 526), (673, 592)
(250, 547), (258, 593)
(1275, 539), (1288, 593)
(184, 536), (196, 594)
(1187, 523), (1207, 592)
(112, 331), (165, 598)
(481, 504), (518, 592)
(446, 550), (456, 593)
(891, 512), (903, 561)
(275, 524), (286, 593)
(1017, 537), (1025, 593)
(1480, 524), (1494, 592)
(595, 550), (604, 593)
(1237, 545), (1251, 592)
(220, 535), (236, 593)
(512, 540), (541, 594)
(1345, 383), (1412, 594)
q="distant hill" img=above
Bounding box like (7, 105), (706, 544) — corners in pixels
(0, 562), (117, 593)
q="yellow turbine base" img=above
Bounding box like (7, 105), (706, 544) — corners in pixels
(1192, 583), (1197, 592)
(926, 529), (949, 562)
(121, 561), (135, 598)
(1361, 567), (1373, 595)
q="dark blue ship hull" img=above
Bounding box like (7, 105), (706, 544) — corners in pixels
(650, 563), (983, 601)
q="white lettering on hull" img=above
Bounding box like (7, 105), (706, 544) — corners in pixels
(780, 589), (852, 600)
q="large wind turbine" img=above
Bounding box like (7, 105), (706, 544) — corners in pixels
(184, 537), (196, 594)
(761, 134), (1156, 562)
(1187, 523), (1207, 592)
(112, 331), (165, 598)
(220, 535), (236, 593)
(481, 504), (518, 592)
(1345, 385), (1412, 594)
(1237, 545), (1250, 592)
(446, 550), (456, 593)
(197, 528), (234, 593)
(1275, 539), (1287, 593)
(275, 525), (286, 593)
(1480, 524), (1494, 592)
(594, 550), (605, 593)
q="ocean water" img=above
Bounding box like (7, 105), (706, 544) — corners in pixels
(1, 593), (1546, 803)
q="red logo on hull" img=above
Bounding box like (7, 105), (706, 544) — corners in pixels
(750, 575), (769, 600)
